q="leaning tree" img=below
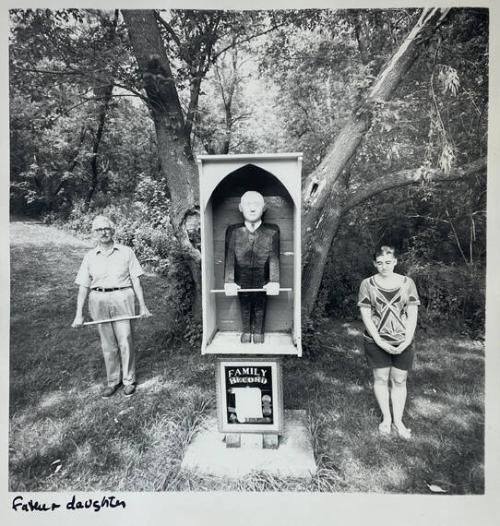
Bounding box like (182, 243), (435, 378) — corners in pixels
(121, 7), (486, 318)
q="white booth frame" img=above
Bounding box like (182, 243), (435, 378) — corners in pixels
(197, 153), (302, 356)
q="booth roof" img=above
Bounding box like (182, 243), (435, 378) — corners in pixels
(197, 153), (303, 162)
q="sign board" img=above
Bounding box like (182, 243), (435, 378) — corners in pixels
(216, 357), (283, 434)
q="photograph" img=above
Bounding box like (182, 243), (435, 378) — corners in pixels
(4, 0), (498, 524)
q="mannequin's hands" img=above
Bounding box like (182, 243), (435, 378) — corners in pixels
(264, 282), (280, 296)
(224, 283), (240, 296)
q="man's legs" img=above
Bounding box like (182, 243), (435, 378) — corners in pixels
(89, 291), (121, 388)
(96, 323), (122, 387)
(110, 289), (136, 386)
(112, 320), (135, 386)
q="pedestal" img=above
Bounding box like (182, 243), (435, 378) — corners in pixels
(180, 410), (317, 479)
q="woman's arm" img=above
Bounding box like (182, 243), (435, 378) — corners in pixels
(360, 306), (398, 354)
(395, 304), (418, 353)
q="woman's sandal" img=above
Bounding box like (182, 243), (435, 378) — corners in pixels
(392, 423), (412, 439)
(378, 421), (392, 435)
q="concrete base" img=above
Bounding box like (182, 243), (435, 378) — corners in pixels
(181, 410), (317, 479)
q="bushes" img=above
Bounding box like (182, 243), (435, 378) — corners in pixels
(53, 178), (196, 329)
(318, 252), (485, 337)
(49, 173), (485, 339)
(407, 262), (485, 336)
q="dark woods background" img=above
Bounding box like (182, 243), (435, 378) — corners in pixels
(9, 8), (487, 336)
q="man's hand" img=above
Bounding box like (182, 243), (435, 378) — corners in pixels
(264, 282), (280, 296)
(139, 305), (152, 318)
(224, 283), (240, 296)
(71, 314), (84, 328)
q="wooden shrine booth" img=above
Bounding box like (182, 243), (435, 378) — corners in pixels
(198, 153), (303, 357)
(197, 153), (302, 444)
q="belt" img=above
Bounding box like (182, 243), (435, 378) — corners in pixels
(91, 287), (131, 292)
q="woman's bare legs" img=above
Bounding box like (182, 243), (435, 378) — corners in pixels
(373, 367), (391, 432)
(390, 366), (411, 438)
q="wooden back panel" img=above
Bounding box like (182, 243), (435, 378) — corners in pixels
(210, 166), (295, 332)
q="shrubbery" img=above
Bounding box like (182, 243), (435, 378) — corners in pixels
(49, 177), (196, 332)
(317, 252), (485, 337)
(46, 182), (485, 340)
(43, 175), (485, 340)
(407, 262), (485, 336)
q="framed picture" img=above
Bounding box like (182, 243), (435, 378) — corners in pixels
(216, 357), (283, 434)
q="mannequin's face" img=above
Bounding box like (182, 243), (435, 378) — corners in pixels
(239, 193), (265, 223)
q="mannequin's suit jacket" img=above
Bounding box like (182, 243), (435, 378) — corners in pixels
(224, 223), (280, 288)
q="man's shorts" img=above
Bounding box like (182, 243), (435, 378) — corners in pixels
(364, 339), (415, 371)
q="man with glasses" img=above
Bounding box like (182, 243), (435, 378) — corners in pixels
(72, 215), (151, 398)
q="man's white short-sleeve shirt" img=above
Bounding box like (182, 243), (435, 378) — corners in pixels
(75, 243), (144, 289)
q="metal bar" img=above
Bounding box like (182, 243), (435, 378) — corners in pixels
(82, 315), (144, 326)
(210, 288), (293, 293)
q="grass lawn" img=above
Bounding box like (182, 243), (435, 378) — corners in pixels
(9, 219), (484, 493)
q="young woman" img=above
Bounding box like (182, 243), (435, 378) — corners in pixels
(358, 246), (420, 438)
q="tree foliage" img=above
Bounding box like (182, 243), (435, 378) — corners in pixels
(9, 8), (488, 330)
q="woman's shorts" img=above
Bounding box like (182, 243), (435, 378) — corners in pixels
(364, 339), (415, 371)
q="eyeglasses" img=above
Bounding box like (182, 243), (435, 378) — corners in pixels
(94, 227), (112, 233)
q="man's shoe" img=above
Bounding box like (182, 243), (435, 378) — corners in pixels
(253, 333), (265, 344)
(240, 333), (251, 343)
(123, 384), (136, 397)
(101, 384), (120, 399)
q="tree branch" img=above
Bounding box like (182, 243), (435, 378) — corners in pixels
(48, 92), (143, 124)
(185, 17), (221, 140)
(211, 21), (286, 62)
(154, 11), (182, 49)
(13, 67), (85, 76)
(302, 7), (451, 220)
(445, 208), (469, 265)
(112, 82), (149, 101)
(341, 158), (486, 214)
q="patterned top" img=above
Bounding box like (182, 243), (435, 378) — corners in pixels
(357, 275), (420, 344)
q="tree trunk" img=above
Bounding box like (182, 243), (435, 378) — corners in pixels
(301, 7), (450, 316)
(86, 10), (120, 206)
(123, 9), (202, 317)
(220, 49), (238, 154)
(86, 82), (115, 205)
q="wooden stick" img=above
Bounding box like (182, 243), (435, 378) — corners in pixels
(210, 288), (292, 293)
(82, 315), (144, 326)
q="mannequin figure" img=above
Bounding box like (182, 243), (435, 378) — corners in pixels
(224, 191), (280, 343)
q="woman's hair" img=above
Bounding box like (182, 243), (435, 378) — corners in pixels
(373, 245), (397, 260)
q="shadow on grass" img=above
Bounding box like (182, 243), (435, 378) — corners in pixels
(288, 320), (484, 494)
(10, 221), (216, 491)
(9, 221), (484, 493)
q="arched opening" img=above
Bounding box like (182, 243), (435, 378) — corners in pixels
(208, 164), (295, 335)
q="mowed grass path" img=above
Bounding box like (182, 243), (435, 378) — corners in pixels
(9, 219), (484, 493)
